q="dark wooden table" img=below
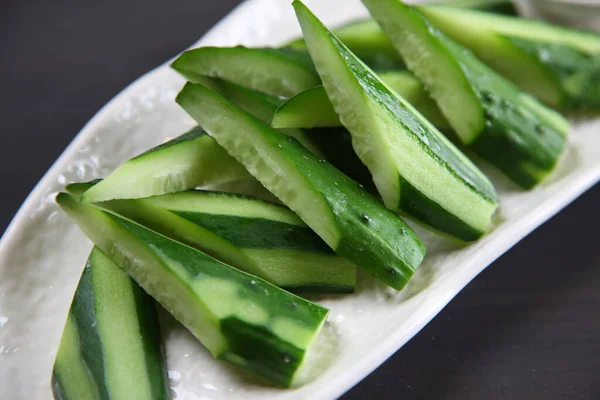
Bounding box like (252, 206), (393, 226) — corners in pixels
(2, 1), (598, 398)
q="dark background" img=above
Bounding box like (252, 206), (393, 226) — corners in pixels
(2, 1), (599, 399)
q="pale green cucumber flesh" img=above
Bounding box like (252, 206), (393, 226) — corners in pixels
(52, 248), (168, 400)
(272, 71), (449, 130)
(417, 5), (600, 108)
(80, 127), (250, 203)
(295, 0), (497, 240)
(176, 82), (425, 290)
(363, 0), (569, 188)
(102, 192), (356, 293)
(171, 46), (320, 97)
(57, 193), (329, 387)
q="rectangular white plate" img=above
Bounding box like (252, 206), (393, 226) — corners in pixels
(1, 1), (599, 399)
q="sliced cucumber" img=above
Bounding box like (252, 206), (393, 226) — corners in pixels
(272, 71), (449, 130)
(97, 191), (357, 293)
(176, 82), (425, 290)
(171, 46), (320, 97)
(57, 193), (329, 387)
(199, 77), (324, 155)
(65, 179), (102, 196)
(294, 1), (497, 241)
(417, 5), (600, 108)
(303, 128), (377, 194)
(52, 248), (168, 400)
(80, 126), (250, 203)
(285, 0), (515, 65)
(362, 0), (569, 188)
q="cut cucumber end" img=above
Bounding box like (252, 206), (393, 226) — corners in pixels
(53, 248), (169, 400)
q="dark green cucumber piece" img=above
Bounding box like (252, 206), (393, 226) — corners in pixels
(294, 1), (497, 241)
(176, 82), (425, 290)
(303, 128), (377, 194)
(52, 248), (168, 400)
(171, 46), (321, 97)
(417, 5), (600, 108)
(101, 191), (357, 293)
(80, 126), (250, 203)
(57, 193), (329, 387)
(272, 71), (449, 130)
(285, 0), (515, 65)
(362, 0), (569, 189)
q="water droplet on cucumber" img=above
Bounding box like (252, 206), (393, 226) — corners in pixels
(481, 91), (494, 103)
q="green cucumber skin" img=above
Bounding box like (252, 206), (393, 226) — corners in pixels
(52, 248), (168, 400)
(285, 0), (515, 68)
(295, 1), (497, 240)
(418, 5), (600, 108)
(176, 82), (426, 290)
(272, 72), (450, 131)
(362, 0), (568, 188)
(506, 37), (600, 108)
(103, 192), (356, 293)
(57, 193), (329, 387)
(67, 183), (356, 292)
(449, 39), (569, 188)
(171, 46), (320, 97)
(302, 128), (377, 194)
(80, 126), (250, 203)
(171, 211), (331, 252)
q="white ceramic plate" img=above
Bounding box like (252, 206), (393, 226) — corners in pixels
(1, 1), (599, 399)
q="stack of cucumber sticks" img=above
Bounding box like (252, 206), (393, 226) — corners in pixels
(54, 0), (600, 394)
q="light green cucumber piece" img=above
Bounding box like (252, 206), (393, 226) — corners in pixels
(69, 181), (355, 291)
(362, 0), (569, 189)
(272, 71), (449, 130)
(52, 248), (168, 400)
(294, 1), (497, 241)
(98, 191), (357, 293)
(176, 82), (425, 290)
(417, 5), (600, 108)
(143, 190), (356, 292)
(57, 193), (329, 387)
(171, 46), (320, 97)
(80, 126), (250, 203)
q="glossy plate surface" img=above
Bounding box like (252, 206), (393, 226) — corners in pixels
(0, 1), (598, 399)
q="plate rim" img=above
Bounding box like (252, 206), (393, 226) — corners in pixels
(1, 1), (599, 399)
